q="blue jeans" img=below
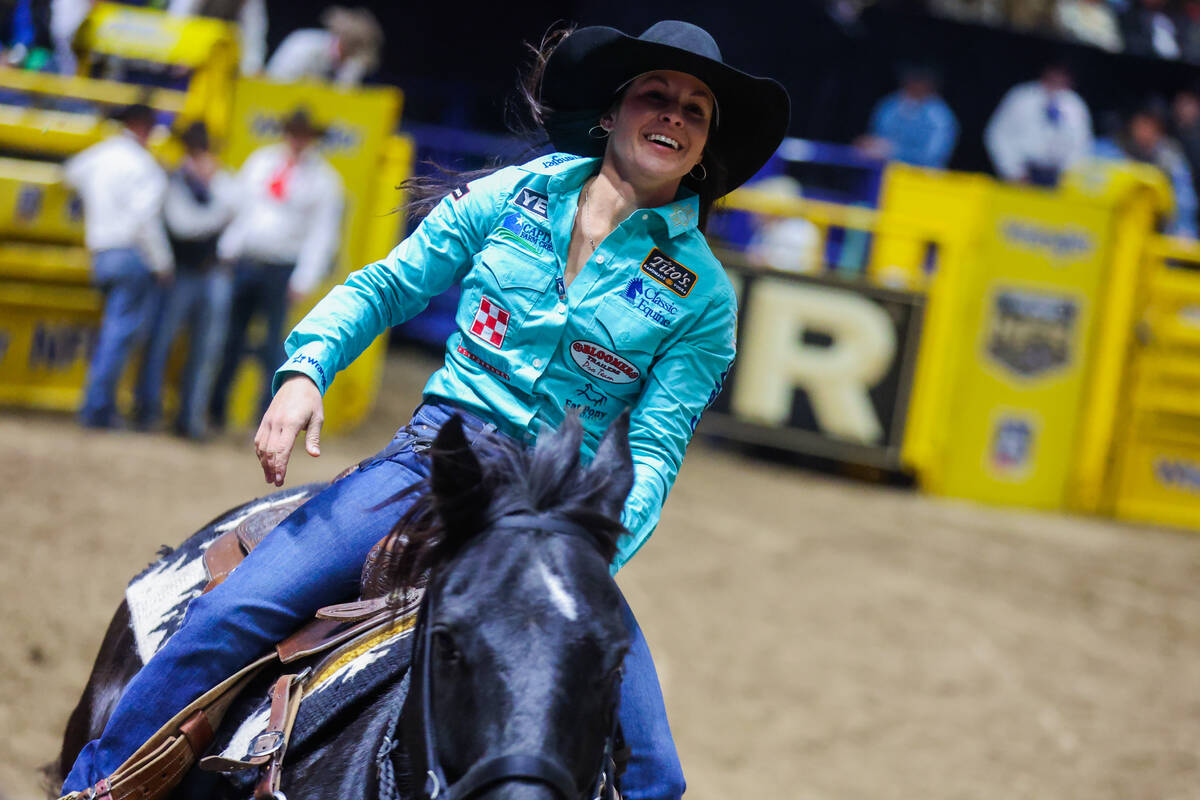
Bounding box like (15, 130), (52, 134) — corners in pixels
(134, 269), (233, 437)
(79, 248), (162, 427)
(63, 402), (684, 799)
(208, 260), (293, 426)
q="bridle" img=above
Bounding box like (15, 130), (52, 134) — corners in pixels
(410, 513), (623, 800)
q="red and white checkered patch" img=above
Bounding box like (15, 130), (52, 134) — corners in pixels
(469, 295), (510, 348)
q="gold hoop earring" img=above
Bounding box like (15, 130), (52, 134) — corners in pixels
(689, 162), (708, 181)
(588, 125), (610, 139)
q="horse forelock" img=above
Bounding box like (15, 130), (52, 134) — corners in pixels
(382, 419), (624, 593)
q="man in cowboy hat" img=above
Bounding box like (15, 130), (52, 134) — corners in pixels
(265, 5), (382, 86)
(64, 102), (174, 429)
(208, 106), (344, 429)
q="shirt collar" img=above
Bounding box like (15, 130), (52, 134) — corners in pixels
(547, 157), (701, 239)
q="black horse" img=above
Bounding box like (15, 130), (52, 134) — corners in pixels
(52, 413), (635, 800)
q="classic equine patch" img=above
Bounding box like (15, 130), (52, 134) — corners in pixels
(470, 295), (510, 348)
(640, 248), (697, 298)
(569, 340), (640, 384)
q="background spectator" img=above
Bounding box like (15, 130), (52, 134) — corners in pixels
(1055, 0), (1123, 51)
(209, 107), (344, 427)
(264, 6), (382, 87)
(1096, 98), (1199, 237)
(133, 122), (237, 439)
(1171, 87), (1200, 200)
(856, 64), (959, 168)
(1176, 0), (1200, 61)
(63, 103), (172, 428)
(49, 0), (88, 73)
(984, 61), (1094, 186)
(1120, 0), (1181, 58)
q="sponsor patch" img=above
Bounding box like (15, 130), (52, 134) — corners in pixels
(514, 187), (549, 218)
(621, 276), (678, 326)
(564, 384), (609, 422)
(986, 290), (1077, 378)
(494, 212), (552, 256)
(470, 295), (510, 349)
(456, 344), (510, 381)
(451, 185), (469, 201)
(540, 153), (579, 169)
(569, 341), (640, 384)
(640, 248), (697, 297)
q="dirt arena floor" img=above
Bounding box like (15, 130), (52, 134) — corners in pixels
(3, 348), (1200, 799)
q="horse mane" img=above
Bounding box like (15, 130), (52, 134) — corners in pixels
(382, 415), (625, 592)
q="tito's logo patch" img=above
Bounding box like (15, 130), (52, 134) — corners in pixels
(640, 248), (697, 297)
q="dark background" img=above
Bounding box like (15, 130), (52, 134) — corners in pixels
(264, 0), (1200, 174)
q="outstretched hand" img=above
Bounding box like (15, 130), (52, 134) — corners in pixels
(254, 374), (324, 486)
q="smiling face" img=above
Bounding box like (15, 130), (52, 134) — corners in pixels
(601, 70), (714, 195)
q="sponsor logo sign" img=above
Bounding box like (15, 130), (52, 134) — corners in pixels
(469, 295), (510, 349)
(1154, 458), (1200, 493)
(1001, 220), (1093, 259)
(621, 277), (678, 326)
(494, 212), (552, 256)
(569, 340), (640, 384)
(640, 248), (697, 297)
(986, 290), (1077, 378)
(990, 416), (1034, 473)
(451, 185), (469, 201)
(16, 184), (42, 222)
(513, 187), (549, 218)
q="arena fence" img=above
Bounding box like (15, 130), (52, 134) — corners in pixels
(0, 5), (413, 432)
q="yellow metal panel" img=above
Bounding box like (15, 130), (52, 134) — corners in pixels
(0, 69), (186, 112)
(0, 281), (101, 411)
(0, 243), (90, 282)
(929, 184), (1114, 508)
(75, 3), (238, 69)
(0, 160), (83, 244)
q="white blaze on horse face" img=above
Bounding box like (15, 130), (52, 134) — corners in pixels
(536, 558), (579, 621)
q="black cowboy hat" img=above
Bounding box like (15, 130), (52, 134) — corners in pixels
(281, 107), (328, 138)
(540, 20), (790, 195)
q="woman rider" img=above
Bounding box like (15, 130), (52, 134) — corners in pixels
(63, 20), (789, 800)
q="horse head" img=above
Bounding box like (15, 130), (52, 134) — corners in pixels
(399, 413), (635, 800)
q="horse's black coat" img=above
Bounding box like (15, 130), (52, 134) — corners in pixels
(56, 413), (635, 800)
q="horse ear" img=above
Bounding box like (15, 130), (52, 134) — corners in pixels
(585, 411), (635, 521)
(430, 416), (489, 536)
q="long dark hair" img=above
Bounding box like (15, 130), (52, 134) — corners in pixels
(399, 23), (724, 231)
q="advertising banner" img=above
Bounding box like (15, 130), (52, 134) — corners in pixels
(704, 266), (925, 469)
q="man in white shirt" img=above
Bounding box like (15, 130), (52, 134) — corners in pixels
(985, 62), (1094, 187)
(264, 6), (382, 87)
(133, 121), (238, 439)
(209, 107), (344, 427)
(63, 103), (173, 428)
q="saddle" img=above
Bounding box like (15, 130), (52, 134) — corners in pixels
(67, 471), (421, 800)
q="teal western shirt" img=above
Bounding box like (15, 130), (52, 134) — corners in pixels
(275, 153), (737, 571)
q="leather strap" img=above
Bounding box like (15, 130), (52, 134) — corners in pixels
(253, 673), (305, 800)
(446, 754), (578, 800)
(201, 530), (246, 594)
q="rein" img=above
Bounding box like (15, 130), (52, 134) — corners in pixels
(413, 513), (622, 800)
